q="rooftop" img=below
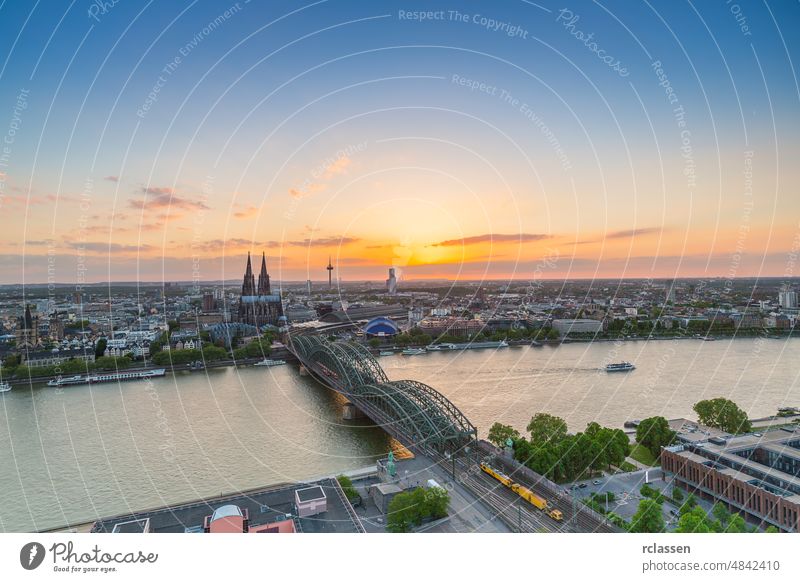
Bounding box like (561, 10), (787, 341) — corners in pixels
(90, 478), (360, 534)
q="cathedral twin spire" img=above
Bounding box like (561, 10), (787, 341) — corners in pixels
(241, 252), (271, 296)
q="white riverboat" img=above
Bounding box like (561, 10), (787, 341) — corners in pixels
(401, 348), (426, 356)
(47, 368), (166, 387)
(253, 358), (286, 367)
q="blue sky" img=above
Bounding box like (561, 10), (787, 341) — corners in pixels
(0, 1), (798, 283)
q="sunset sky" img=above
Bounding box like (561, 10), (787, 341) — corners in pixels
(0, 1), (798, 284)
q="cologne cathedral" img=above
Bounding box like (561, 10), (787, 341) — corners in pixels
(236, 252), (284, 328)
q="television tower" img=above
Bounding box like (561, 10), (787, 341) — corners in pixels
(327, 256), (334, 288)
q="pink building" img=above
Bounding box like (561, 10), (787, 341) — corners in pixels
(203, 504), (296, 534)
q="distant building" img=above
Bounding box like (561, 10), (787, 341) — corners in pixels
(318, 304), (407, 324)
(207, 322), (258, 348)
(386, 267), (397, 295)
(779, 289), (798, 310)
(22, 348), (95, 368)
(15, 305), (39, 349)
(284, 304), (317, 323)
(419, 317), (485, 338)
(551, 318), (603, 335)
(48, 316), (65, 341)
(236, 252), (284, 328)
(202, 293), (216, 312)
(306, 279), (312, 295)
(363, 316), (400, 337)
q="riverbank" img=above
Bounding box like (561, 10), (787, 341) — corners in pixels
(4, 346), (297, 387)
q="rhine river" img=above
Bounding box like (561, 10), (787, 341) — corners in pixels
(1, 337), (799, 532)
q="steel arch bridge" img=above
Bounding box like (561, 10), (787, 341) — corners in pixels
(289, 335), (477, 455)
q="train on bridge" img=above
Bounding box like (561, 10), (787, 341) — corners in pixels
(480, 463), (563, 522)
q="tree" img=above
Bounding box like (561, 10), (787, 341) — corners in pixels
(636, 416), (677, 458)
(487, 422), (520, 447)
(368, 338), (381, 348)
(672, 487), (684, 503)
(629, 498), (665, 533)
(94, 337), (107, 358)
(675, 506), (715, 533)
(712, 503), (730, 527)
(723, 513), (748, 533)
(424, 487), (450, 519)
(679, 493), (698, 516)
(526, 413), (568, 446)
(386, 490), (420, 533)
(693, 398), (752, 434)
(336, 475), (359, 503)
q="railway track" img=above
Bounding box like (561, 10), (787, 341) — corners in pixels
(454, 457), (618, 533)
(452, 458), (563, 532)
(460, 471), (562, 532)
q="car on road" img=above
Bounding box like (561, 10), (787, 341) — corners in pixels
(579, 483), (588, 489)
(592, 480), (602, 485)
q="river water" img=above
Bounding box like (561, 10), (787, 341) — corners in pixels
(1, 337), (798, 531)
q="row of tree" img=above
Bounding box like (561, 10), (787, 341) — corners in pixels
(489, 414), (629, 483)
(5, 355), (135, 379)
(628, 486), (777, 533)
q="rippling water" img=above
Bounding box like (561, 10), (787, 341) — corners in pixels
(1, 337), (798, 532)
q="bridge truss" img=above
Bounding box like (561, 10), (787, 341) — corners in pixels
(289, 335), (477, 455)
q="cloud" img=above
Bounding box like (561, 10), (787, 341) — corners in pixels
(605, 227), (664, 239)
(432, 233), (553, 247)
(233, 205), (259, 219)
(130, 187), (209, 211)
(65, 242), (155, 253)
(322, 156), (351, 179)
(287, 236), (360, 247)
(142, 186), (174, 195)
(104, 175), (119, 182)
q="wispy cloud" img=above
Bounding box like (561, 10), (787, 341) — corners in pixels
(322, 156), (351, 179)
(286, 236), (360, 247)
(104, 175), (119, 182)
(130, 186), (209, 211)
(432, 233), (553, 247)
(606, 227), (664, 239)
(233, 205), (259, 219)
(66, 242), (155, 253)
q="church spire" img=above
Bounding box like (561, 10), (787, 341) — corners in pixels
(257, 252), (271, 295)
(241, 252), (256, 296)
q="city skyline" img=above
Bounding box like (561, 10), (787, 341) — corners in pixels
(1, 2), (799, 284)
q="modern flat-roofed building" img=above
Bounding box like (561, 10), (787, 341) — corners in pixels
(662, 425), (800, 532)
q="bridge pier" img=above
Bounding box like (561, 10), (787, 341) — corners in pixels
(298, 365), (309, 376)
(342, 402), (365, 420)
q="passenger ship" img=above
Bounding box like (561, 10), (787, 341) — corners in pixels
(605, 362), (636, 372)
(253, 358), (286, 367)
(47, 368), (166, 387)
